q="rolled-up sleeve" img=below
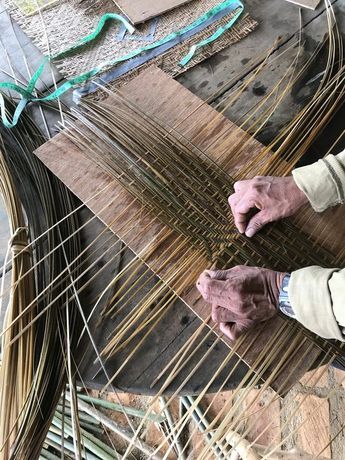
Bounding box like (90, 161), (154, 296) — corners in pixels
(289, 150), (345, 340)
(292, 150), (345, 212)
(289, 267), (345, 341)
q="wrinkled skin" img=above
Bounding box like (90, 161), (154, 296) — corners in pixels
(197, 267), (286, 340)
(228, 176), (308, 237)
(197, 176), (309, 340)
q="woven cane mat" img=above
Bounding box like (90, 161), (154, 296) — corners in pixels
(6, 0), (257, 80)
(84, 13), (257, 100)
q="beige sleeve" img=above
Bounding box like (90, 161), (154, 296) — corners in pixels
(292, 150), (345, 212)
(289, 267), (345, 340)
(289, 150), (345, 340)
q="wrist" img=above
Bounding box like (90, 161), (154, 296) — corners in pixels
(276, 271), (286, 292)
(267, 270), (287, 310)
(290, 176), (309, 207)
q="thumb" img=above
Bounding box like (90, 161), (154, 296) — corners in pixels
(245, 211), (271, 238)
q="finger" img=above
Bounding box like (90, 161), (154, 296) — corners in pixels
(234, 180), (251, 193)
(228, 193), (241, 214)
(211, 304), (237, 323)
(196, 272), (225, 303)
(236, 197), (258, 215)
(228, 194), (242, 231)
(233, 198), (257, 234)
(233, 211), (248, 234)
(245, 210), (272, 238)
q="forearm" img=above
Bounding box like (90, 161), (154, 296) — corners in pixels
(288, 266), (345, 341)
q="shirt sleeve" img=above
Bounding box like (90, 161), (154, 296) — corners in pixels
(289, 267), (345, 341)
(289, 150), (345, 340)
(292, 150), (345, 212)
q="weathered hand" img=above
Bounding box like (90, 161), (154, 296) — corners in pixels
(196, 266), (286, 340)
(228, 176), (308, 237)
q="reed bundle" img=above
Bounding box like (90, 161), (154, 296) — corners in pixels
(0, 101), (83, 459)
(1, 0), (345, 458)
(0, 142), (36, 459)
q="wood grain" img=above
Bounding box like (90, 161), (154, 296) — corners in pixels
(35, 66), (339, 393)
(113, 0), (192, 24)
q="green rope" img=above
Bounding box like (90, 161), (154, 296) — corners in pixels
(0, 0), (244, 128)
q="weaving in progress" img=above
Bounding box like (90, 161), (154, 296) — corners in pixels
(0, 0), (345, 459)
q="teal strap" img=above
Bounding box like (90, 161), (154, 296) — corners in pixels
(179, 3), (244, 66)
(0, 1), (243, 128)
(52, 13), (135, 60)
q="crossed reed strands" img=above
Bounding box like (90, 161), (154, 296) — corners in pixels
(67, 92), (338, 275)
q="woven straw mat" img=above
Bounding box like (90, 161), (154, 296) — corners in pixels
(5, 0), (257, 87)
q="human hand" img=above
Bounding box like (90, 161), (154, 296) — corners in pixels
(196, 266), (286, 340)
(228, 176), (308, 237)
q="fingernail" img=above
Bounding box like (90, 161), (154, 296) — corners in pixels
(245, 228), (255, 238)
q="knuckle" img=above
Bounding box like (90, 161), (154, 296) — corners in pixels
(251, 177), (266, 193)
(261, 212), (273, 224)
(250, 220), (263, 229)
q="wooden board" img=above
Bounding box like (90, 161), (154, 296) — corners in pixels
(284, 0), (320, 10)
(113, 0), (192, 24)
(35, 66), (332, 393)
